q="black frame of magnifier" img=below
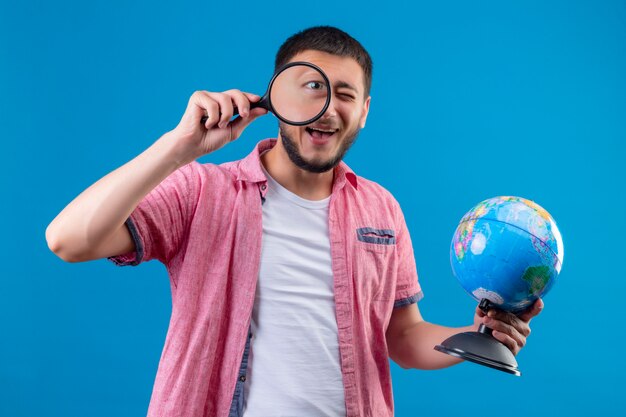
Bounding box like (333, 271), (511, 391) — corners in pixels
(262, 61), (332, 126)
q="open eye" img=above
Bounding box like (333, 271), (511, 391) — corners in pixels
(305, 81), (325, 90)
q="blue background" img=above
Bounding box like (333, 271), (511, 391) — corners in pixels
(2, 1), (625, 416)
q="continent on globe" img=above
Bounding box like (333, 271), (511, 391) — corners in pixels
(471, 288), (504, 305)
(521, 265), (551, 296)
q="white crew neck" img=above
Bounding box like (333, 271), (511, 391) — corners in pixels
(260, 164), (331, 210)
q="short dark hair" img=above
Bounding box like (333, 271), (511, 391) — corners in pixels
(275, 26), (373, 97)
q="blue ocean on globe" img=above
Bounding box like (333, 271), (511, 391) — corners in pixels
(450, 196), (564, 313)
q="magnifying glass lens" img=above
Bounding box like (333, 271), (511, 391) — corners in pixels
(269, 65), (329, 125)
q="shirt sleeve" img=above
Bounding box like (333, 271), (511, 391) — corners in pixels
(393, 202), (424, 308)
(107, 161), (202, 267)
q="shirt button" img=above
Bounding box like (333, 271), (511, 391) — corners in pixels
(239, 375), (246, 382)
(261, 184), (267, 191)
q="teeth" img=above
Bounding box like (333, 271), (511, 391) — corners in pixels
(309, 127), (337, 133)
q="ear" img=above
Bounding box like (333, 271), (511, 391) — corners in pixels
(359, 96), (371, 128)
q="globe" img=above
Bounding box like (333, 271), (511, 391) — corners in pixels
(450, 196), (564, 313)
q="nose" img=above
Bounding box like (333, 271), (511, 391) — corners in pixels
(320, 93), (338, 120)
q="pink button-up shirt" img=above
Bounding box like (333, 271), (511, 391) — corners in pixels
(109, 139), (422, 417)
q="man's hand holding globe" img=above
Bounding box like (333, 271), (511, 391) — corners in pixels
(473, 298), (544, 356)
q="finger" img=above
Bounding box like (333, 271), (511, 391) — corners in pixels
(206, 92), (234, 129)
(489, 310), (531, 337)
(485, 316), (527, 349)
(242, 92), (262, 103)
(190, 91), (220, 130)
(487, 310), (530, 337)
(518, 298), (544, 322)
(487, 308), (520, 326)
(492, 329), (521, 355)
(225, 89), (251, 118)
(229, 107), (268, 140)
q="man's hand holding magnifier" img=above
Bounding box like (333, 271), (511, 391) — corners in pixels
(171, 90), (268, 164)
(168, 62), (332, 166)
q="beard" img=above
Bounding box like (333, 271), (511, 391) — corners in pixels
(279, 123), (361, 174)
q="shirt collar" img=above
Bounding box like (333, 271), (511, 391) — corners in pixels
(236, 138), (358, 191)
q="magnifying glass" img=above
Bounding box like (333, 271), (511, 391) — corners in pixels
(200, 61), (331, 126)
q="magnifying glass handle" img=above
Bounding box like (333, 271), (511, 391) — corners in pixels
(200, 96), (268, 125)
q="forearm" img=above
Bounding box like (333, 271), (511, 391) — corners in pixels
(390, 321), (476, 370)
(46, 131), (186, 260)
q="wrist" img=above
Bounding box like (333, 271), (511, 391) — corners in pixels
(155, 130), (198, 170)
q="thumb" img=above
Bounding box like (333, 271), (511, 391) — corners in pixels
(229, 107), (268, 140)
(518, 298), (544, 322)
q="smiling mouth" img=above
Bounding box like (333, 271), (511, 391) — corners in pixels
(305, 126), (339, 141)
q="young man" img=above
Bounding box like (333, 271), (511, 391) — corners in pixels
(46, 26), (542, 417)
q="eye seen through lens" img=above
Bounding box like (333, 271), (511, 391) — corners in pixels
(269, 63), (330, 125)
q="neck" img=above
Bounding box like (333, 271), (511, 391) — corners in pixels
(261, 138), (334, 201)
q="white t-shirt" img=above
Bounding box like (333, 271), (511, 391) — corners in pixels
(242, 168), (346, 416)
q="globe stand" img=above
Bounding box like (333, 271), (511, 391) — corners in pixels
(434, 299), (521, 376)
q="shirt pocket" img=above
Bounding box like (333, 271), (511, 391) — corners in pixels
(356, 227), (396, 252)
(354, 227), (396, 301)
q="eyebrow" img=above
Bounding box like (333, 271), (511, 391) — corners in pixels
(334, 81), (359, 93)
